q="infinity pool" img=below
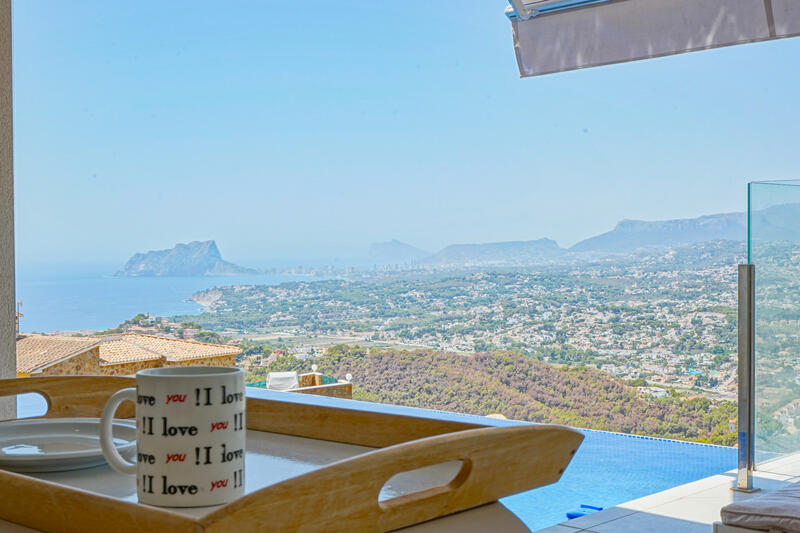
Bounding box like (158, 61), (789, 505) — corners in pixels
(501, 428), (735, 530)
(16, 392), (736, 532)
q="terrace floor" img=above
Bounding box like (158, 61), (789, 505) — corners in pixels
(538, 453), (800, 532)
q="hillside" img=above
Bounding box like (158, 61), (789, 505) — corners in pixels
(116, 240), (256, 277)
(248, 347), (735, 445)
(425, 238), (564, 266)
(749, 203), (800, 243)
(368, 240), (430, 264)
(570, 213), (745, 253)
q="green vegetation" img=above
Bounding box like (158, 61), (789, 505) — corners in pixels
(194, 331), (225, 344)
(98, 313), (154, 335)
(248, 345), (736, 445)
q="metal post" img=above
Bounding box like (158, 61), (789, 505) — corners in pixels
(734, 264), (758, 492)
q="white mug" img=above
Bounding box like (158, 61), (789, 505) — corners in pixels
(99, 366), (246, 507)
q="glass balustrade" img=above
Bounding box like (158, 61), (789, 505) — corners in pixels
(750, 180), (800, 457)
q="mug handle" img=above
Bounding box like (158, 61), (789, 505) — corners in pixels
(99, 387), (137, 474)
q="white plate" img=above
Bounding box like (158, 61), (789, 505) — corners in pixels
(0, 418), (136, 473)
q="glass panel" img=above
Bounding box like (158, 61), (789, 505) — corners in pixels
(750, 180), (800, 457)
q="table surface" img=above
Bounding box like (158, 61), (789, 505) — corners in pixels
(0, 502), (530, 533)
(1, 389), (534, 532)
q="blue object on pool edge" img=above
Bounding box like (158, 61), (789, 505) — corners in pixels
(566, 504), (604, 519)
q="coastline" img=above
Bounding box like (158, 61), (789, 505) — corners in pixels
(15, 271), (312, 334)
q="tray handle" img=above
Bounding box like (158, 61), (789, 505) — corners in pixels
(203, 424), (583, 533)
(376, 455), (473, 513)
(0, 376), (136, 419)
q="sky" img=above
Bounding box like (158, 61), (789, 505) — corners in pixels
(11, 1), (800, 268)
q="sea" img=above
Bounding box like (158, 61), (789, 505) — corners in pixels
(15, 264), (311, 333)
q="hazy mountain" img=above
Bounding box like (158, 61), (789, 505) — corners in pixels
(749, 203), (800, 243)
(425, 238), (563, 266)
(570, 213), (746, 253)
(368, 240), (430, 264)
(415, 211), (752, 267)
(116, 240), (257, 277)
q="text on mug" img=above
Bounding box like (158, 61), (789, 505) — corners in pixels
(137, 394), (156, 406)
(137, 452), (156, 464)
(140, 417), (200, 437)
(221, 385), (244, 404)
(220, 443), (244, 463)
(195, 446), (212, 465)
(210, 479), (228, 491)
(162, 476), (198, 495)
(165, 394), (187, 404)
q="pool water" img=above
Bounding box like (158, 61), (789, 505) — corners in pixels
(16, 393), (735, 532)
(501, 429), (735, 530)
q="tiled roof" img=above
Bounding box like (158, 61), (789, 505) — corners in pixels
(16, 333), (241, 372)
(97, 338), (163, 364)
(97, 333), (240, 365)
(16, 335), (100, 374)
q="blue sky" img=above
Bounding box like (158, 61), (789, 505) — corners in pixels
(11, 1), (800, 267)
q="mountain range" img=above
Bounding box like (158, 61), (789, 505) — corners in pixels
(368, 240), (430, 263)
(117, 204), (800, 275)
(425, 238), (563, 266)
(116, 240), (256, 277)
(373, 210), (754, 266)
(569, 212), (746, 253)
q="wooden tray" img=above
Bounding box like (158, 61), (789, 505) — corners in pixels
(0, 376), (583, 533)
